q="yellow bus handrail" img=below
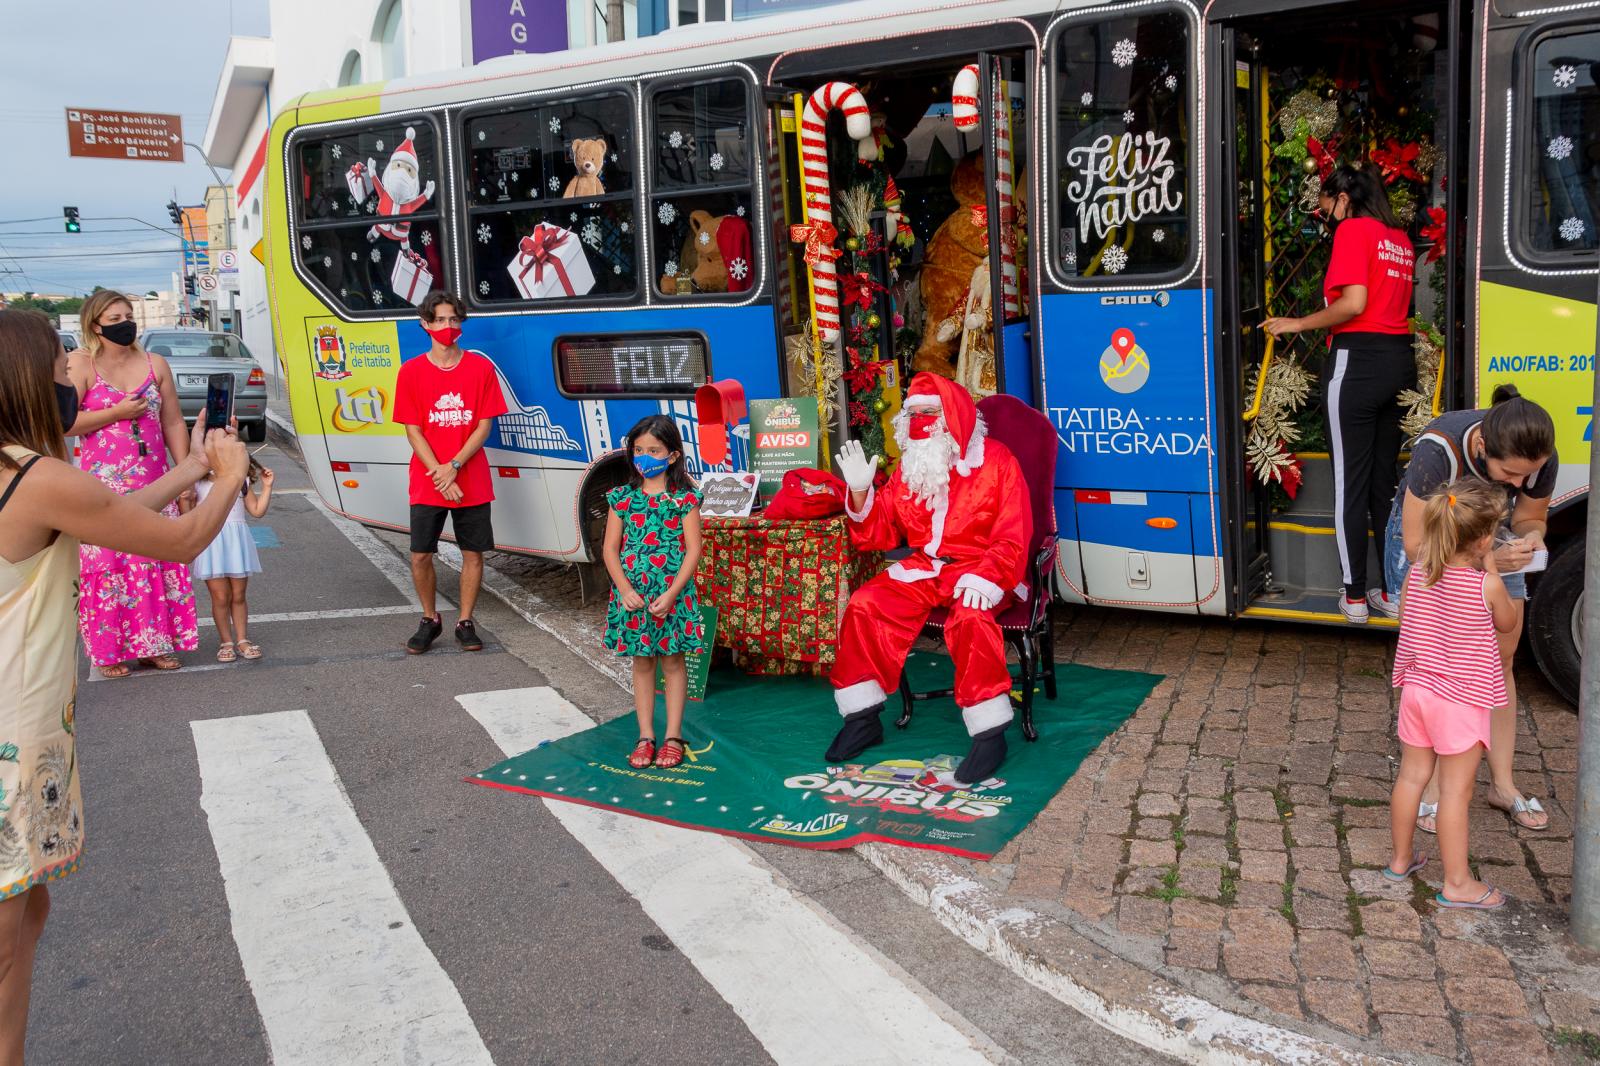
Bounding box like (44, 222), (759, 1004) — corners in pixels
(1242, 333), (1275, 422)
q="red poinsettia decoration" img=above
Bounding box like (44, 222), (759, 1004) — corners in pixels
(1307, 133), (1342, 181)
(1372, 138), (1426, 185)
(1420, 206), (1447, 263)
(842, 347), (882, 392)
(849, 401), (871, 427)
(1278, 456), (1304, 500)
(840, 271), (885, 311)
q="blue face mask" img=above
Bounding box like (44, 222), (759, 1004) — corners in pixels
(634, 453), (670, 479)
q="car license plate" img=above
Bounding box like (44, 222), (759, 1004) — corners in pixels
(181, 374), (210, 388)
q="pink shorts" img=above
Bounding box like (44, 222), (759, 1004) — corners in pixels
(1397, 685), (1492, 756)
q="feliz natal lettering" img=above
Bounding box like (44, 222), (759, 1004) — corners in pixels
(1064, 132), (1184, 241)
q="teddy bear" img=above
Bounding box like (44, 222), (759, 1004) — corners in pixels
(912, 153), (991, 375)
(563, 137), (607, 199)
(657, 210), (753, 295)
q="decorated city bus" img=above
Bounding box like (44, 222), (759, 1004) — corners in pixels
(262, 0), (1595, 702)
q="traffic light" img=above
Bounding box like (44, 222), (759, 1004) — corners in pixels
(62, 206), (80, 234)
(166, 201), (182, 227)
(183, 273), (196, 296)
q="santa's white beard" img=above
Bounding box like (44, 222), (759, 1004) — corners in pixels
(383, 161), (419, 203)
(899, 431), (956, 510)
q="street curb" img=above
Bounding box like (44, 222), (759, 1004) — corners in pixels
(265, 407), (296, 437)
(855, 845), (1403, 1066)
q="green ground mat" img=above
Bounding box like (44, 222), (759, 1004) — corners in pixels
(470, 651), (1161, 859)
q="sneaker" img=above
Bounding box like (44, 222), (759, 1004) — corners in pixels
(1338, 595), (1369, 624)
(406, 615), (443, 654)
(455, 619), (483, 652)
(1366, 588), (1400, 619)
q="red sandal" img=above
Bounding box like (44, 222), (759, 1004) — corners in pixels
(628, 738), (656, 769)
(654, 738), (686, 769)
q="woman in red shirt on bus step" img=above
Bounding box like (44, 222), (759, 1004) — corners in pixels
(1263, 164), (1416, 624)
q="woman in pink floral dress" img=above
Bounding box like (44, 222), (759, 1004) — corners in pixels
(67, 291), (198, 678)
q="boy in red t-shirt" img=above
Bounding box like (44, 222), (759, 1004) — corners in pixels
(392, 290), (508, 653)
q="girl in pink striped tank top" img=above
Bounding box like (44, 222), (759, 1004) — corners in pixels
(1388, 479), (1519, 910)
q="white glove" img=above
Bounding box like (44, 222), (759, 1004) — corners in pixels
(960, 584), (999, 611)
(836, 440), (880, 493)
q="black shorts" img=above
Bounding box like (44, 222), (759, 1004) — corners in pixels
(410, 502), (494, 554)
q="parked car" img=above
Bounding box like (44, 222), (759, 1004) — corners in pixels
(57, 331), (79, 352)
(140, 329), (269, 442)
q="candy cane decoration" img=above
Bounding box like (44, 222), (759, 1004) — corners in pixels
(952, 64), (981, 130)
(990, 68), (1021, 317)
(799, 81), (871, 342)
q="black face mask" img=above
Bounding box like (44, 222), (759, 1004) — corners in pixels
(55, 382), (80, 432)
(98, 320), (138, 347)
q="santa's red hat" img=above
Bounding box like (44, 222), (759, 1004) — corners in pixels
(715, 215), (753, 293)
(903, 372), (985, 475)
(390, 127), (419, 171)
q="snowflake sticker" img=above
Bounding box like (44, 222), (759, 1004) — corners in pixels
(1102, 244), (1128, 274)
(322, 255), (332, 268)
(664, 259), (679, 278)
(478, 280), (491, 296)
(477, 130), (486, 142)
(1111, 38), (1137, 68)
(477, 223), (492, 244)
(1554, 64), (1577, 89)
(548, 116), (561, 134)
(419, 230), (432, 247)
(1123, 110), (1136, 125)
(511, 172), (519, 182)
(1081, 91), (1093, 107)
(710, 152), (725, 171)
(1152, 228), (1166, 244)
(549, 176), (560, 192)
(570, 212), (579, 222)
(375, 139), (384, 151)
(620, 221), (630, 233)
(613, 265), (622, 274)
(581, 219), (602, 248)
(729, 257), (749, 282)
(669, 130), (684, 149)
(1064, 247), (1078, 268)
(736, 205), (746, 217)
(331, 144), (343, 160)
(1548, 135), (1574, 161)
(350, 251), (359, 261)
(372, 289), (385, 305)
(301, 234), (313, 251)
(1559, 216), (1586, 242)
(478, 188), (487, 198)
(370, 248), (382, 263)
(610, 153), (618, 163)
(657, 202), (677, 226)
(339, 287), (348, 299)
(1165, 74), (1178, 91)
(698, 230), (712, 246)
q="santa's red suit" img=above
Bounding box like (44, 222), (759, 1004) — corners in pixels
(828, 374), (1030, 781)
(353, 127), (435, 245)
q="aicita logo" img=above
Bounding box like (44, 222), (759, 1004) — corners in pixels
(1098, 327), (1150, 395)
(759, 812), (850, 839)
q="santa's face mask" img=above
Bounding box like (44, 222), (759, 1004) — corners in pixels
(384, 158), (420, 200)
(907, 412), (941, 440)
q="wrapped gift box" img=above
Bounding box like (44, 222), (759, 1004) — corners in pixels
(506, 223), (595, 300)
(345, 162), (373, 203)
(390, 249), (433, 306)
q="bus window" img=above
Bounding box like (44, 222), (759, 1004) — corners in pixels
(650, 79), (757, 297)
(1053, 7), (1191, 279)
(1523, 29), (1599, 255)
(295, 120), (445, 314)
(463, 92), (639, 304)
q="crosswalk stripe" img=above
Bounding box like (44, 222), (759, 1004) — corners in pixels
(192, 710), (493, 1066)
(198, 604), (418, 627)
(458, 686), (998, 1066)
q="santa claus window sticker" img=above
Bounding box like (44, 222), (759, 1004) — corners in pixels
(295, 120), (445, 313)
(1052, 9), (1191, 279)
(462, 92), (640, 304)
(650, 78), (757, 298)
(1524, 29), (1599, 254)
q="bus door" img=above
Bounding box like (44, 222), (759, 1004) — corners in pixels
(1478, 3), (1596, 705)
(1209, 0), (1469, 627)
(979, 52), (1035, 407)
(1040, 2), (1218, 613)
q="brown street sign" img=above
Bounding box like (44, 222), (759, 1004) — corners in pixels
(65, 108), (183, 162)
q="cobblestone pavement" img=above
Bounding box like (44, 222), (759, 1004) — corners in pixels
(974, 605), (1599, 1065)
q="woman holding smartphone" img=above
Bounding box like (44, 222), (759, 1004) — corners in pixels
(66, 289), (199, 678)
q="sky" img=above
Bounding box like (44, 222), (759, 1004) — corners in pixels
(0, 0), (271, 298)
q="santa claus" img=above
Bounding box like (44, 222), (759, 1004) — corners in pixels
(828, 373), (1031, 785)
(347, 127), (436, 247)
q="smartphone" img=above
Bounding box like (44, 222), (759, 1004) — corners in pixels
(203, 373), (235, 430)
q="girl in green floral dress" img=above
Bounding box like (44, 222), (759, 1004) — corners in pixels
(602, 415), (706, 770)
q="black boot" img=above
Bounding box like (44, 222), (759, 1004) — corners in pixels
(955, 724), (1008, 785)
(825, 704), (885, 762)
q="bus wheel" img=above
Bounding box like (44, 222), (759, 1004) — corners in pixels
(577, 472), (623, 605)
(1526, 535), (1583, 709)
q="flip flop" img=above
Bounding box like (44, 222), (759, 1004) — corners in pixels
(139, 655), (182, 671)
(1489, 793), (1548, 831)
(1416, 801), (1438, 835)
(1383, 851), (1427, 881)
(1436, 886), (1507, 910)
(98, 663), (131, 679)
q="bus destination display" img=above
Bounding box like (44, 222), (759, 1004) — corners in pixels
(556, 334), (708, 396)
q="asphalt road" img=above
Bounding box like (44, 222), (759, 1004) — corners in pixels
(30, 433), (1174, 1066)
